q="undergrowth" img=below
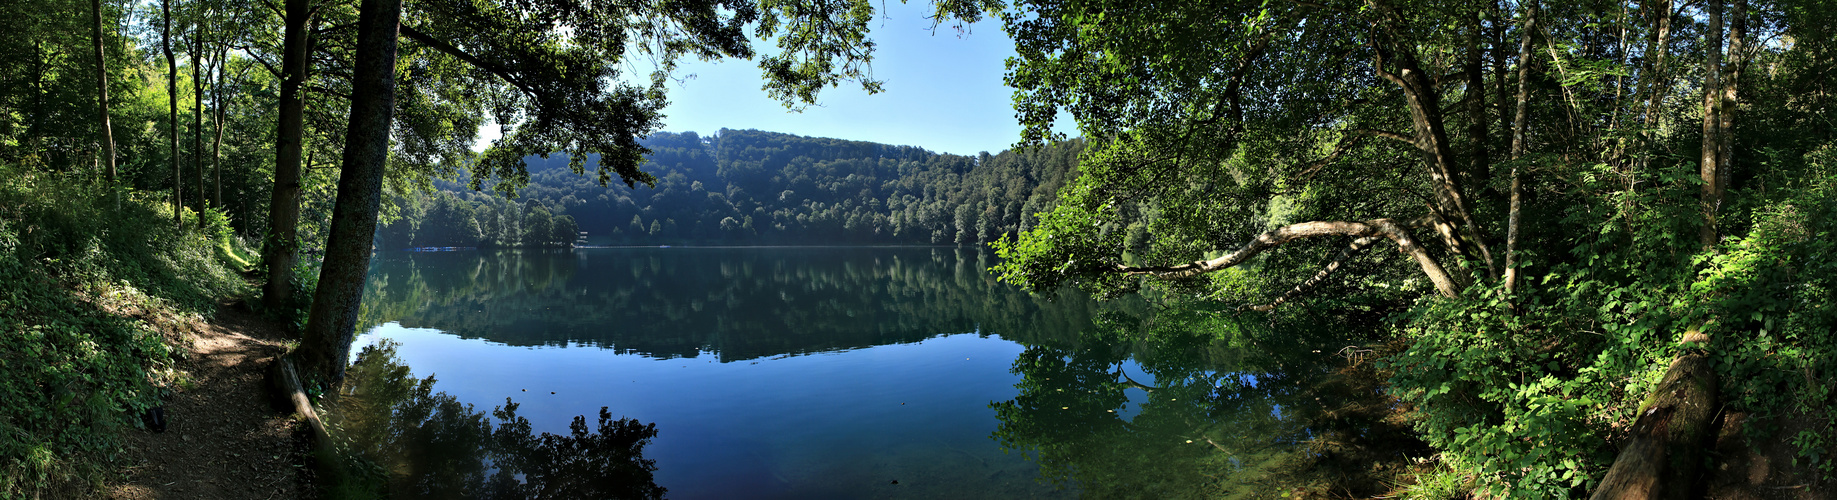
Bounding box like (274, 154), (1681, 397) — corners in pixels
(1385, 150), (1837, 497)
(0, 166), (250, 498)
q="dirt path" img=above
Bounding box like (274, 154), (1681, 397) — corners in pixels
(108, 302), (315, 500)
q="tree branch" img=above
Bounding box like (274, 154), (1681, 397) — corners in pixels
(1350, 128), (1416, 146)
(237, 45), (286, 79)
(397, 24), (537, 99)
(1245, 236), (1382, 311)
(1116, 219), (1459, 298)
(1285, 134), (1368, 190)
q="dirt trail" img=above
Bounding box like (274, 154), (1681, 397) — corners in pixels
(108, 302), (314, 500)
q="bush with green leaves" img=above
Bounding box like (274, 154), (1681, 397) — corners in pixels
(1384, 148), (1837, 496)
(0, 166), (250, 497)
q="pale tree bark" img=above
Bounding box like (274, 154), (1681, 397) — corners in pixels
(1246, 236), (1383, 312)
(91, 0), (116, 202)
(297, 0), (402, 382)
(263, 0), (314, 311)
(1505, 0), (1537, 297)
(164, 0), (180, 226)
(1643, 0), (1675, 132)
(1116, 219), (1460, 299)
(1699, 0), (1724, 248)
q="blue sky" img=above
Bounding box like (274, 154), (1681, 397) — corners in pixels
(470, 2), (1065, 156)
(653, 2), (1053, 156)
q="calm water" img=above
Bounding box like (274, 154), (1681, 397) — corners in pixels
(337, 247), (1418, 499)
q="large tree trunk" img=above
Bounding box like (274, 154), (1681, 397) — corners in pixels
(297, 0), (402, 382)
(164, 0), (180, 226)
(1589, 333), (1719, 500)
(264, 0), (313, 311)
(91, 0), (115, 201)
(1698, 0), (1723, 248)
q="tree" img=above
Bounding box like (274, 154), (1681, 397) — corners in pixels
(259, 0), (313, 310)
(163, 0), (179, 225)
(90, 0), (115, 198)
(295, 0), (403, 379)
(959, 0), (1831, 494)
(521, 204), (554, 247)
(293, 0), (900, 382)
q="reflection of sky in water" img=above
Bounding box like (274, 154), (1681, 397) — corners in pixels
(353, 323), (1083, 499)
(344, 248), (1414, 497)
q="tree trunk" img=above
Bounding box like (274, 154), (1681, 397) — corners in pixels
(1637, 0), (1675, 192)
(264, 0), (313, 311)
(1699, 0), (1723, 248)
(1716, 0), (1745, 221)
(164, 0), (180, 226)
(192, 25), (206, 225)
(297, 0), (402, 382)
(1505, 0), (1537, 297)
(1117, 219), (1460, 299)
(1492, 0), (1510, 152)
(1588, 334), (1718, 500)
(1465, 15), (1491, 196)
(212, 47), (226, 210)
(1377, 46), (1496, 281)
(91, 0), (115, 202)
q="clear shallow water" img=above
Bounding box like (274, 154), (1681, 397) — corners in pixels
(338, 247), (1419, 498)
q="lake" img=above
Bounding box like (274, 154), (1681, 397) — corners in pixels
(335, 247), (1419, 499)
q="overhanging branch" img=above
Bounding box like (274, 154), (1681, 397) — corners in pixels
(1245, 236), (1382, 311)
(1350, 128), (1416, 147)
(397, 24), (537, 99)
(1117, 219), (1459, 298)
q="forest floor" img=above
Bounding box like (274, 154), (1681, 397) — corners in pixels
(104, 300), (316, 500)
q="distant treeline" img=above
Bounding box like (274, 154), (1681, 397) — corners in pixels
(376, 129), (1082, 247)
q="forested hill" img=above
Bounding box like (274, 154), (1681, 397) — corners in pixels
(379, 129), (1084, 247)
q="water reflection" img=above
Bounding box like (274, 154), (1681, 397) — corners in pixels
(993, 306), (1428, 498)
(326, 341), (666, 499)
(348, 248), (1421, 498)
(360, 248), (1098, 361)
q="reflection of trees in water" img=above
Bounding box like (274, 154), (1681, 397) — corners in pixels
(991, 307), (1428, 498)
(360, 248), (1104, 360)
(325, 341), (664, 499)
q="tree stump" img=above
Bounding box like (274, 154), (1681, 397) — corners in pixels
(1589, 332), (1718, 500)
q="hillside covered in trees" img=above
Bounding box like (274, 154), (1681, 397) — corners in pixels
(378, 129), (1084, 247)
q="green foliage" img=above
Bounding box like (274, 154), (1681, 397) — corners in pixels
(0, 166), (249, 497)
(968, 0), (1837, 495)
(386, 130), (1086, 246)
(1383, 148), (1837, 496)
